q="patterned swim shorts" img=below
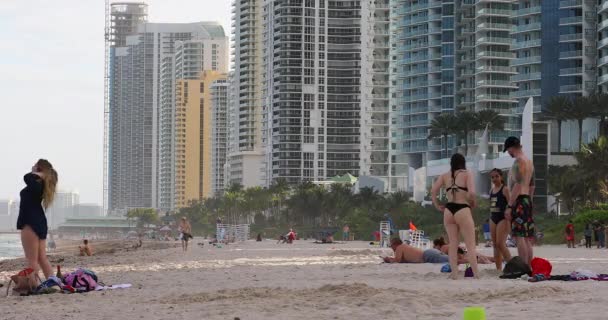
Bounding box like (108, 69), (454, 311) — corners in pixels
(511, 195), (535, 238)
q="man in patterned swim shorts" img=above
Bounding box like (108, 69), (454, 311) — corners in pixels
(503, 137), (536, 267)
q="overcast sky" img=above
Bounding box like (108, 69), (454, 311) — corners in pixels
(0, 0), (231, 204)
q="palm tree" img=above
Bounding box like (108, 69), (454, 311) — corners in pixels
(453, 111), (482, 156)
(568, 96), (594, 151)
(428, 113), (456, 158)
(475, 109), (504, 144)
(543, 96), (571, 152)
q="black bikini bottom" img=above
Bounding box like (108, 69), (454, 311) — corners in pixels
(491, 212), (505, 225)
(445, 203), (470, 215)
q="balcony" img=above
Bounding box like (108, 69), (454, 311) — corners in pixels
(599, 74), (608, 85)
(559, 0), (582, 7)
(559, 84), (583, 92)
(600, 0), (608, 13)
(477, 8), (512, 16)
(511, 72), (542, 82)
(477, 51), (514, 59)
(512, 56), (541, 66)
(476, 37), (512, 45)
(559, 33), (582, 42)
(476, 80), (517, 87)
(476, 65), (516, 74)
(559, 50), (583, 59)
(476, 94), (516, 102)
(599, 19), (608, 32)
(512, 39), (542, 49)
(598, 55), (608, 67)
(559, 67), (583, 75)
(599, 38), (608, 49)
(516, 6), (541, 16)
(513, 23), (542, 33)
(559, 16), (583, 25)
(477, 23), (512, 30)
(511, 89), (541, 98)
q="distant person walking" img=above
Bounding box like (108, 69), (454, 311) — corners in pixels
(342, 225), (350, 241)
(488, 168), (512, 271)
(584, 224), (593, 248)
(503, 137), (535, 267)
(482, 219), (491, 247)
(565, 220), (576, 248)
(17, 159), (58, 280)
(431, 153), (479, 279)
(179, 217), (192, 252)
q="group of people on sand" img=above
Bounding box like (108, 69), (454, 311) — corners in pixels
(385, 137), (536, 280)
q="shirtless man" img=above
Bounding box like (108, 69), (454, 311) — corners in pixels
(383, 238), (464, 264)
(503, 136), (535, 266)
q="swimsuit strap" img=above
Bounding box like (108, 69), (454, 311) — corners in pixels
(447, 170), (468, 193)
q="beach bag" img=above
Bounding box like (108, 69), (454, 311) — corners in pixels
(5, 268), (42, 296)
(530, 257), (552, 279)
(64, 268), (98, 291)
(500, 256), (532, 279)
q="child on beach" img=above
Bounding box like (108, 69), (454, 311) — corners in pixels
(79, 239), (92, 256)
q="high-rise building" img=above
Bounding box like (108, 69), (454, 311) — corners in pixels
(106, 0), (228, 214)
(159, 35), (228, 211)
(226, 0), (266, 188)
(391, 0), (457, 169)
(174, 71), (227, 209)
(211, 78), (229, 196)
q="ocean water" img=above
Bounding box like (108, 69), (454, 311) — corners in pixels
(0, 233), (22, 261)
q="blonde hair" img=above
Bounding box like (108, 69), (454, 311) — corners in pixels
(36, 159), (58, 209)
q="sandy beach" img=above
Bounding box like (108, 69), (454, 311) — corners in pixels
(2, 240), (608, 319)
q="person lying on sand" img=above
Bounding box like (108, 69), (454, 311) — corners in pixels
(79, 239), (92, 256)
(383, 238), (467, 264)
(433, 237), (495, 264)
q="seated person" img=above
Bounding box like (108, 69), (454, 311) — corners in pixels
(433, 237), (495, 264)
(383, 238), (465, 264)
(78, 239), (93, 256)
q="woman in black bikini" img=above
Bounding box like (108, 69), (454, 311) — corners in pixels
(431, 153), (479, 279)
(488, 168), (512, 271)
(17, 159), (58, 279)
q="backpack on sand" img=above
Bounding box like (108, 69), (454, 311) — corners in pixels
(64, 268), (98, 292)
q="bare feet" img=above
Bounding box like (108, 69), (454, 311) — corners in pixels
(449, 272), (459, 280)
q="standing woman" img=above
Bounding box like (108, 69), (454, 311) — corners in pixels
(431, 153), (479, 279)
(17, 159), (58, 279)
(488, 168), (512, 271)
(179, 217), (192, 251)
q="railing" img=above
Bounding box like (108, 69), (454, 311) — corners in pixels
(512, 56), (541, 65)
(516, 6), (541, 16)
(477, 8), (512, 16)
(511, 89), (541, 98)
(559, 67), (583, 75)
(513, 23), (541, 33)
(511, 72), (542, 81)
(477, 51), (514, 59)
(559, 16), (583, 25)
(559, 84), (583, 92)
(512, 39), (542, 49)
(559, 50), (583, 58)
(559, 33), (582, 42)
(476, 37), (512, 45)
(478, 23), (512, 30)
(560, 0), (582, 7)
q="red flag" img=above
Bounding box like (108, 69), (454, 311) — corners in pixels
(409, 221), (417, 231)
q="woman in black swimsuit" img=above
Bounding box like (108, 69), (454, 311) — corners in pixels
(431, 153), (479, 279)
(17, 159), (58, 279)
(488, 168), (511, 271)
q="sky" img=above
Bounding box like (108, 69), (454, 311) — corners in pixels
(0, 0), (231, 204)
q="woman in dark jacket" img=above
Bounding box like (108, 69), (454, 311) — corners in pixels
(17, 159), (58, 278)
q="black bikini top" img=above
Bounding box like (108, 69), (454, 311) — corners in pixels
(446, 170), (469, 194)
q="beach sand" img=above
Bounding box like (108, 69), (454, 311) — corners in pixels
(2, 240), (608, 319)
